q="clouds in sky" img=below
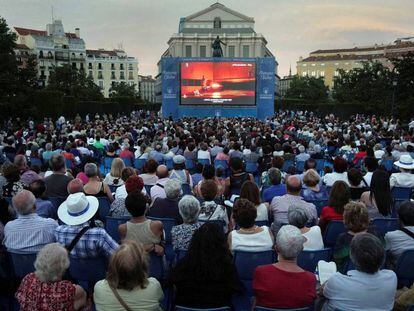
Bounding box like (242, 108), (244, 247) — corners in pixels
(1, 0), (413, 76)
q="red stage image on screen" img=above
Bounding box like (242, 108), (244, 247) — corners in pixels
(180, 61), (256, 105)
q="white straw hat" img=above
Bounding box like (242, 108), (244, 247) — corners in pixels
(394, 154), (414, 170)
(57, 193), (99, 226)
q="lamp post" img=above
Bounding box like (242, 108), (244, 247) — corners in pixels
(391, 78), (398, 118)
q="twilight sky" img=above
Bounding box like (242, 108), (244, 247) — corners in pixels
(1, 0), (413, 77)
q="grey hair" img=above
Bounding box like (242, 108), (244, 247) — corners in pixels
(164, 179), (182, 199)
(178, 195), (200, 223)
(45, 143), (52, 151)
(298, 145), (305, 153)
(288, 206), (309, 229)
(268, 167), (282, 185)
(350, 233), (385, 274)
(84, 163), (98, 177)
(276, 225), (305, 260)
(35, 243), (70, 282)
(12, 190), (36, 215)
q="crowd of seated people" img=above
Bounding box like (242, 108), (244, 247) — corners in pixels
(0, 110), (414, 310)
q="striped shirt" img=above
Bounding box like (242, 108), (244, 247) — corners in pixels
(3, 213), (57, 253)
(55, 223), (119, 259)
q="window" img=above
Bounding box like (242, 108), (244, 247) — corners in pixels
(98, 81), (104, 89)
(98, 71), (103, 79)
(302, 72), (307, 77)
(72, 62), (77, 69)
(71, 53), (75, 58)
(320, 71), (325, 77)
(111, 63), (115, 70)
(334, 71), (339, 77)
(321, 63), (325, 66)
(311, 71), (316, 77)
(214, 17), (221, 29)
(47, 51), (53, 58)
(200, 45), (206, 57)
(40, 70), (45, 78)
(302, 64), (307, 67)
(242, 45), (250, 58)
(88, 63), (92, 69)
(88, 70), (93, 78)
(120, 71), (125, 80)
(120, 64), (124, 70)
(39, 51), (44, 58)
(98, 63), (102, 70)
(128, 64), (133, 70)
(311, 63), (316, 67)
(228, 45), (235, 57)
(80, 63), (84, 70)
(128, 71), (134, 80)
(111, 71), (116, 79)
(185, 45), (192, 57)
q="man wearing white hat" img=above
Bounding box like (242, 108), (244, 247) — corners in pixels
(55, 192), (118, 258)
(390, 154), (414, 188)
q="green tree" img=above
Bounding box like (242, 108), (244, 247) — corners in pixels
(109, 81), (138, 98)
(47, 64), (103, 101)
(332, 61), (392, 113)
(0, 16), (18, 100)
(286, 76), (328, 102)
(18, 54), (38, 91)
(392, 53), (414, 117)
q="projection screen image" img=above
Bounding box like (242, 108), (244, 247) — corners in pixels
(180, 61), (256, 105)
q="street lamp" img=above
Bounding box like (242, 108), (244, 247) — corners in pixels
(392, 78), (398, 118)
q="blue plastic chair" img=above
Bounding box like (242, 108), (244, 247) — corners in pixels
(214, 160), (229, 176)
(176, 307), (231, 311)
(65, 158), (74, 169)
(9, 252), (37, 278)
(323, 221), (346, 247)
(199, 219), (226, 232)
(392, 187), (412, 203)
(182, 183), (193, 195)
(97, 197), (111, 220)
(382, 159), (394, 172)
(147, 217), (177, 262)
(245, 162), (259, 174)
(395, 249), (414, 287)
(372, 218), (399, 236)
(198, 158), (211, 166)
(69, 257), (107, 292)
(105, 216), (130, 242)
(233, 250), (275, 310)
(165, 158), (174, 170)
(255, 307), (312, 311)
(282, 160), (294, 173)
(103, 157), (114, 174)
(121, 157), (133, 167)
(306, 199), (328, 217)
(174, 249), (188, 264)
(134, 158), (147, 170)
(148, 251), (165, 280)
(297, 248), (332, 273)
(185, 159), (196, 171)
(30, 157), (42, 167)
(296, 161), (305, 173)
(315, 159), (325, 173)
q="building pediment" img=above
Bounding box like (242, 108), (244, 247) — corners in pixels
(184, 2), (254, 22)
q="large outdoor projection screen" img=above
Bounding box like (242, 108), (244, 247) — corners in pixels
(180, 61), (256, 105)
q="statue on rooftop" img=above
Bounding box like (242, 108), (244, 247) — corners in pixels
(211, 35), (226, 57)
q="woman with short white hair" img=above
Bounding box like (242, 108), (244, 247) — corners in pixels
(84, 162), (114, 202)
(16, 243), (87, 311)
(252, 225), (317, 309)
(171, 195), (202, 251)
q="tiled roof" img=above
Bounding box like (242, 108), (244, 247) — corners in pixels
(15, 43), (30, 50)
(300, 51), (413, 62)
(310, 42), (414, 55)
(14, 27), (77, 38)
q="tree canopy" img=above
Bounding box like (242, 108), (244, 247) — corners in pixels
(285, 76), (328, 102)
(109, 81), (138, 98)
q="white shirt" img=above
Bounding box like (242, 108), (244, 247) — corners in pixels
(150, 178), (169, 201)
(323, 172), (349, 187)
(390, 172), (414, 188)
(255, 203), (268, 221)
(385, 226), (414, 259)
(374, 150), (385, 160)
(323, 270), (397, 311)
(230, 226), (273, 252)
(302, 226), (324, 250)
(115, 184), (147, 200)
(363, 172), (373, 187)
(197, 150), (211, 161)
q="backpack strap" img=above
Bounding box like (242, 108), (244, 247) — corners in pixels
(155, 183), (164, 189)
(65, 226), (90, 253)
(400, 227), (414, 240)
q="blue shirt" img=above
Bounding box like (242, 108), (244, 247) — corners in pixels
(301, 186), (329, 201)
(35, 198), (56, 219)
(55, 223), (119, 259)
(263, 184), (286, 203)
(323, 269), (397, 311)
(4, 213), (57, 253)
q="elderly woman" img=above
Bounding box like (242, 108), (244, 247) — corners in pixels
(103, 158), (125, 187)
(228, 198), (273, 252)
(119, 191), (164, 255)
(169, 223), (242, 309)
(319, 181), (351, 232)
(16, 243), (87, 311)
(323, 233), (397, 311)
(333, 202), (383, 273)
(288, 206), (324, 250)
(170, 155), (193, 187)
(171, 195), (202, 251)
(94, 240), (164, 310)
(198, 180), (229, 230)
(83, 163), (113, 202)
(301, 169), (328, 201)
(253, 225), (317, 309)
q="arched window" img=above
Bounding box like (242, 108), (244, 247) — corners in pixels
(47, 51), (53, 58)
(214, 17), (221, 29)
(39, 50), (44, 58)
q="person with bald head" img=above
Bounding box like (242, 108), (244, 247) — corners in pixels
(270, 175), (317, 235)
(67, 178), (85, 194)
(4, 190), (57, 253)
(150, 165), (171, 201)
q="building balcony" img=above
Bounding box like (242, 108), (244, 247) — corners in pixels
(55, 55), (70, 61)
(70, 56), (85, 61)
